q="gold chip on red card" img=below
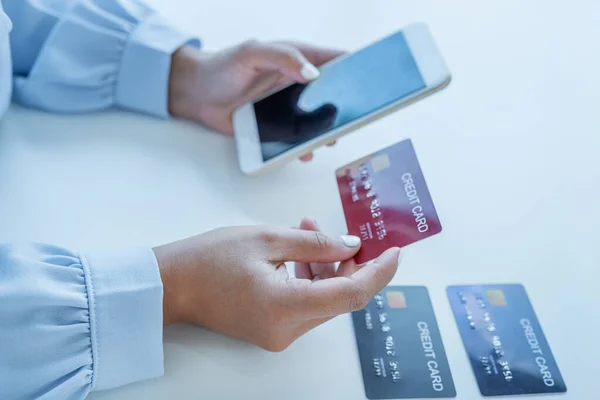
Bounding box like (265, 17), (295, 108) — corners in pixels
(370, 153), (391, 172)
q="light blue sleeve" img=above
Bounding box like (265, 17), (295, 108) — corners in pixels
(0, 244), (164, 399)
(5, 0), (200, 117)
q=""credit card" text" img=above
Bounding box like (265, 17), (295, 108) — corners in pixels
(402, 173), (429, 233)
(521, 318), (555, 387)
(418, 321), (445, 392)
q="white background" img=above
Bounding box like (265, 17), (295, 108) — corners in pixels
(1, 0), (599, 399)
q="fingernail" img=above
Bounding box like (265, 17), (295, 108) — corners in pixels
(301, 63), (320, 80)
(341, 235), (361, 247)
(313, 275), (321, 281)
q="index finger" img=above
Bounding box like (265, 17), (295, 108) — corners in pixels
(289, 247), (402, 318)
(278, 41), (345, 66)
(236, 41), (318, 82)
(263, 226), (361, 264)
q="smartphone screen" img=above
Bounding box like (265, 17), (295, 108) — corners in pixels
(254, 31), (427, 161)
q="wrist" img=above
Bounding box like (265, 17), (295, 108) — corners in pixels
(168, 46), (201, 120)
(153, 244), (186, 326)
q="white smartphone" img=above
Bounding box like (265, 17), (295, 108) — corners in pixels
(233, 23), (451, 175)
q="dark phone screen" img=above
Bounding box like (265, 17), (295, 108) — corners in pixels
(255, 31), (427, 161)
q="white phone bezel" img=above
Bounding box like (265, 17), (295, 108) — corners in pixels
(233, 22), (451, 176)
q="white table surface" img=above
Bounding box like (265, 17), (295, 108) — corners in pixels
(1, 0), (599, 399)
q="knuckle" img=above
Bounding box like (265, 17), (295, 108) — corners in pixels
(373, 259), (397, 285)
(312, 231), (331, 251)
(256, 227), (280, 246)
(237, 39), (260, 57)
(267, 43), (301, 66)
(240, 39), (260, 50)
(281, 47), (300, 63)
(347, 285), (371, 312)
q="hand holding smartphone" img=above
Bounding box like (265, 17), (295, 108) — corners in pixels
(233, 23), (451, 175)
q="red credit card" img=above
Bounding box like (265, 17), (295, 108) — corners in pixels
(336, 139), (442, 264)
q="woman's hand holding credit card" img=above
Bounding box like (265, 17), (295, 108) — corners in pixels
(154, 222), (401, 351)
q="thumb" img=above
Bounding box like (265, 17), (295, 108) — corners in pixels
(290, 247), (402, 319)
(235, 41), (321, 82)
(266, 226), (361, 264)
(297, 103), (338, 137)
